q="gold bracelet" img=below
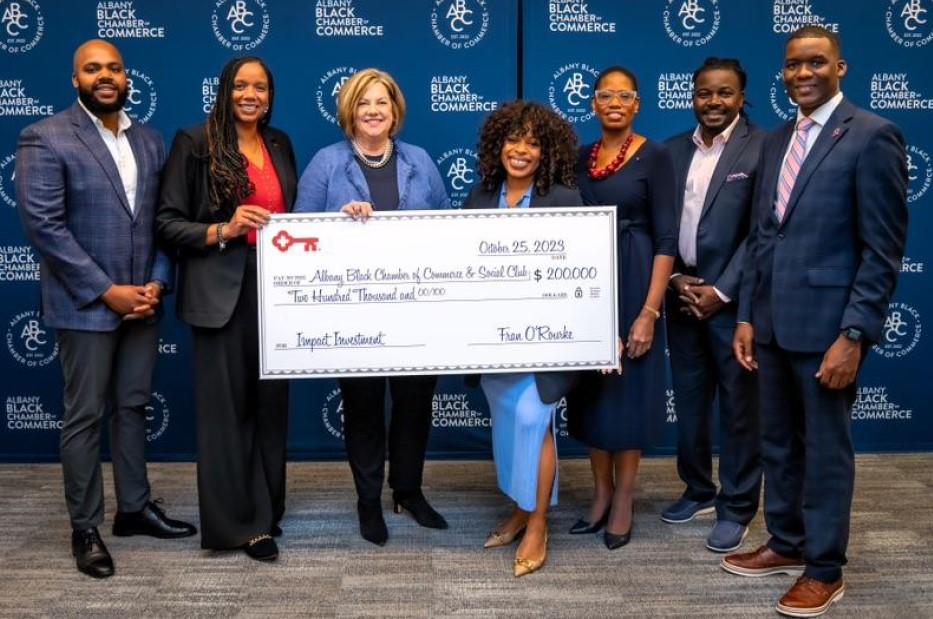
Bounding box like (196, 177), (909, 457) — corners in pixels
(642, 305), (661, 320)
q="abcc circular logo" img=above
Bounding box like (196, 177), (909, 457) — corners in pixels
(145, 392), (170, 442)
(431, 0), (489, 50)
(6, 310), (58, 368)
(316, 66), (357, 125)
(436, 147), (477, 208)
(873, 302), (922, 359)
(548, 63), (599, 124)
(906, 144), (932, 203)
(0, 0), (45, 54)
(0, 153), (15, 208)
(769, 71), (797, 121)
(321, 387), (344, 441)
(124, 68), (157, 124)
(211, 0), (270, 52)
(886, 0), (933, 48)
(662, 0), (720, 48)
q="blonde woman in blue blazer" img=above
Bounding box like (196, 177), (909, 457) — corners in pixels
(295, 68), (450, 547)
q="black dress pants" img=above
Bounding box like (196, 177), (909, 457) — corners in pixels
(192, 252), (289, 549)
(338, 375), (438, 504)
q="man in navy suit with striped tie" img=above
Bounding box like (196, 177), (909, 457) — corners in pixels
(16, 40), (195, 579)
(724, 26), (908, 617)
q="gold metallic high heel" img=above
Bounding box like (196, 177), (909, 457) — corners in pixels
(483, 525), (526, 549)
(513, 531), (548, 577)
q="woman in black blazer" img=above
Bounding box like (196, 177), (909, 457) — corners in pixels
(463, 101), (580, 577)
(157, 56), (296, 562)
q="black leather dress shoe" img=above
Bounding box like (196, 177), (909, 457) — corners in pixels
(72, 527), (114, 579)
(392, 490), (448, 530)
(358, 500), (388, 546)
(112, 500), (197, 539)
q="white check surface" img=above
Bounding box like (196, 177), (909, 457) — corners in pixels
(257, 207), (618, 378)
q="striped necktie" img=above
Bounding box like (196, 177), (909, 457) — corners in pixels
(775, 116), (815, 222)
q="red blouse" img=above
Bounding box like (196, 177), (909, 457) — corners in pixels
(243, 140), (286, 245)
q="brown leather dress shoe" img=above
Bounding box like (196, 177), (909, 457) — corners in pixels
(776, 576), (845, 617)
(721, 544), (805, 577)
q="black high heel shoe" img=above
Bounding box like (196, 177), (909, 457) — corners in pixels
(357, 500), (388, 546)
(392, 490), (449, 529)
(569, 507), (610, 535)
(603, 504), (635, 550)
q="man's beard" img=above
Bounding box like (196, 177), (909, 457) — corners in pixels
(78, 82), (129, 114)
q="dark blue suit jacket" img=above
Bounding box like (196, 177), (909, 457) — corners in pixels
(15, 103), (171, 332)
(737, 98), (908, 351)
(665, 117), (765, 326)
(461, 182), (582, 404)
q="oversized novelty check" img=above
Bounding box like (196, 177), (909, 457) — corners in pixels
(257, 207), (618, 379)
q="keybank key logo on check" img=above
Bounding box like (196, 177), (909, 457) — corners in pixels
(273, 230), (320, 253)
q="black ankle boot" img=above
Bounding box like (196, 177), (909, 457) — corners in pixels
(357, 500), (388, 546)
(392, 490), (448, 530)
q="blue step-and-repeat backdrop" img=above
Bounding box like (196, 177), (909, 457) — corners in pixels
(0, 1), (929, 461)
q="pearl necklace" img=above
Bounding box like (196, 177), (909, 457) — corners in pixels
(352, 139), (394, 169)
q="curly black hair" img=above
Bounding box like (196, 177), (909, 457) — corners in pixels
(476, 101), (578, 194)
(206, 56), (275, 214)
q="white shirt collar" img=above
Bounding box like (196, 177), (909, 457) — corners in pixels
(796, 90), (844, 128)
(691, 113), (741, 150)
(77, 98), (132, 134)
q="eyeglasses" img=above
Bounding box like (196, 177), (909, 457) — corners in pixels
(594, 90), (638, 105)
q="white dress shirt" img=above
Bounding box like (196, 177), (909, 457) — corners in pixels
(677, 114), (741, 302)
(78, 99), (138, 213)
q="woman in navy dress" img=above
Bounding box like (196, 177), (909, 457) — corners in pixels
(463, 101), (580, 576)
(567, 66), (677, 549)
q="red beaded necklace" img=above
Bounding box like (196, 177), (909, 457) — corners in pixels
(588, 134), (635, 180)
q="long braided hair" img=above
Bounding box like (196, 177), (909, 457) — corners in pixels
(206, 56), (275, 214)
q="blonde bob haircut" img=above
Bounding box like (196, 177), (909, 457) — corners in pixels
(336, 68), (407, 138)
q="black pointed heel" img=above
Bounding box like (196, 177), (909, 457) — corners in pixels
(569, 508), (610, 535)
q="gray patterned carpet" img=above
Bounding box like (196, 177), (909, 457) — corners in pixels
(0, 455), (931, 618)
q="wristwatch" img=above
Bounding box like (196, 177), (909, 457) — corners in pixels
(841, 327), (864, 343)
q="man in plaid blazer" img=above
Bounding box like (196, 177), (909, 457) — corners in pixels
(725, 27), (908, 618)
(15, 39), (195, 579)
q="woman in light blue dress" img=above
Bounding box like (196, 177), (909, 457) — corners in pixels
(463, 101), (581, 577)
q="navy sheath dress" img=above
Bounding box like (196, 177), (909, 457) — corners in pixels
(568, 140), (677, 450)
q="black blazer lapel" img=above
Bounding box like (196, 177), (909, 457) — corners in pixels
(780, 99), (854, 227)
(700, 117), (749, 222)
(262, 130), (296, 210)
(70, 104), (132, 217)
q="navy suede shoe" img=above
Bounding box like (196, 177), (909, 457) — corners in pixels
(706, 520), (748, 553)
(660, 497), (715, 524)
